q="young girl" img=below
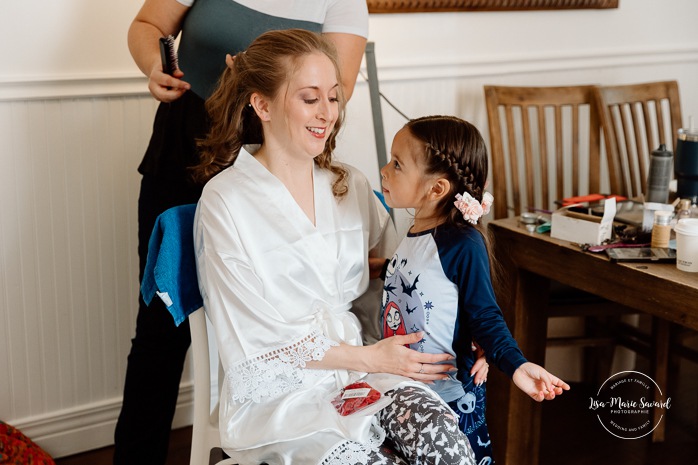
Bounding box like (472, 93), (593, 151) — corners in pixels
(379, 115), (570, 464)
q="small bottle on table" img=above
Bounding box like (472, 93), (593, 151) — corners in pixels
(650, 210), (673, 248)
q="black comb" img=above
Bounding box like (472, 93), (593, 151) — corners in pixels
(159, 35), (178, 76)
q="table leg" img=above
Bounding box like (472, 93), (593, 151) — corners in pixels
(489, 246), (550, 465)
(651, 317), (670, 442)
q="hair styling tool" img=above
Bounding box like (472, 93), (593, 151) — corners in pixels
(159, 35), (178, 75)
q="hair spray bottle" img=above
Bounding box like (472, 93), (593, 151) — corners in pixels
(646, 144), (673, 204)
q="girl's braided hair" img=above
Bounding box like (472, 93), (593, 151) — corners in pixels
(405, 115), (488, 228)
(405, 115), (505, 294)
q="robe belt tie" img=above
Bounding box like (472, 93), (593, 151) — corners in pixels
(305, 303), (363, 389)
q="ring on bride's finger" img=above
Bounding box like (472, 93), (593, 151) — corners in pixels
(418, 363), (424, 374)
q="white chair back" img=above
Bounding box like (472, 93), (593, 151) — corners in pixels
(189, 308), (237, 465)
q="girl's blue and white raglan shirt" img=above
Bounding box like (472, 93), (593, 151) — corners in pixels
(380, 223), (527, 463)
(380, 223), (528, 402)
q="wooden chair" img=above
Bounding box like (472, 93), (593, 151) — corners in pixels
(594, 80), (685, 442)
(484, 85), (605, 219)
(483, 84), (634, 382)
(594, 80), (682, 199)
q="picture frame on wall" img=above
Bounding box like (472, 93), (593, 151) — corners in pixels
(366, 0), (619, 13)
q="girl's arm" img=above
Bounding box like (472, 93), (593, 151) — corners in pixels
(459, 232), (567, 397)
(457, 232), (528, 378)
(127, 0), (191, 102)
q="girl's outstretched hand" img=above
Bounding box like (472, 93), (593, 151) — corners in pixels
(369, 332), (455, 383)
(512, 362), (570, 401)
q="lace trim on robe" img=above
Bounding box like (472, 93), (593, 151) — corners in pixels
(320, 422), (384, 465)
(226, 329), (339, 403)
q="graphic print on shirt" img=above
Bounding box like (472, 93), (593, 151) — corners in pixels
(383, 301), (407, 337)
(381, 254), (427, 351)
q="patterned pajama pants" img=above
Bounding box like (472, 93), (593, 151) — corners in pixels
(448, 378), (494, 465)
(447, 382), (493, 465)
(324, 386), (476, 465)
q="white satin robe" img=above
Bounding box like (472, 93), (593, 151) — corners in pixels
(194, 147), (406, 465)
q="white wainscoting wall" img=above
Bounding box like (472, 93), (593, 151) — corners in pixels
(1, 0), (698, 458)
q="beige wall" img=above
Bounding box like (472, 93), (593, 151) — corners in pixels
(1, 0), (697, 457)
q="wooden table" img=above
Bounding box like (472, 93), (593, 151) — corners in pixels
(487, 217), (698, 465)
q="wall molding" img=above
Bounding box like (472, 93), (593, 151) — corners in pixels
(2, 45), (696, 101)
(0, 73), (149, 102)
(373, 44), (698, 81)
(12, 383), (194, 459)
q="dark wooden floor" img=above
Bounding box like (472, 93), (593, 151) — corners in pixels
(54, 426), (195, 465)
(56, 357), (698, 465)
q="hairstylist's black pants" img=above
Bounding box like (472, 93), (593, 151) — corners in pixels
(114, 174), (203, 465)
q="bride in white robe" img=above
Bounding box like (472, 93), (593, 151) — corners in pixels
(192, 29), (476, 465)
(196, 146), (407, 463)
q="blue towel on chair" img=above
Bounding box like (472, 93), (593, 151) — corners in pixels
(141, 204), (202, 326)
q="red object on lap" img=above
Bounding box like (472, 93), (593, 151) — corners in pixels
(332, 381), (382, 416)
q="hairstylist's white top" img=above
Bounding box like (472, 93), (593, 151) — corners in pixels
(176, 0), (369, 36)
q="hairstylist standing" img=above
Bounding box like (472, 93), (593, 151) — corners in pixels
(116, 2), (368, 464)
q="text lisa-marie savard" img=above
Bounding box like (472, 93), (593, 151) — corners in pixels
(589, 397), (671, 411)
